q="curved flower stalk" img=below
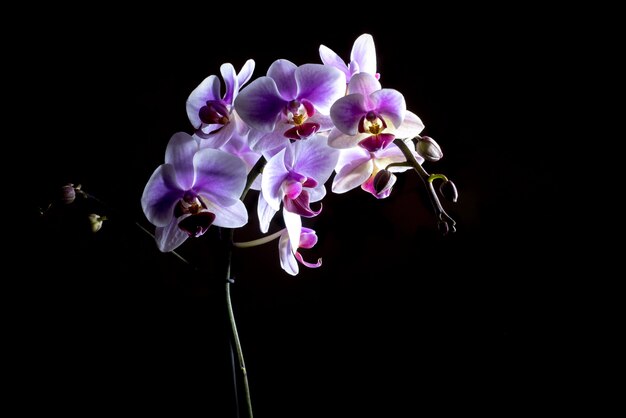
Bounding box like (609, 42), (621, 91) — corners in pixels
(319, 33), (379, 83)
(141, 132), (249, 251)
(186, 60), (255, 148)
(234, 59), (345, 153)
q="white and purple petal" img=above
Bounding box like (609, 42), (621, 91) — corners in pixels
(220, 63), (238, 104)
(235, 77), (286, 132)
(290, 135), (339, 185)
(332, 158), (373, 194)
(155, 217), (189, 252)
(347, 72), (381, 99)
(202, 198), (248, 228)
(278, 229), (299, 276)
(236, 59), (256, 91)
(350, 34), (377, 76)
(186, 75), (220, 129)
(319, 44), (349, 79)
(283, 209), (302, 252)
(295, 64), (345, 114)
(141, 164), (183, 227)
(370, 89), (406, 130)
(394, 110), (425, 139)
(261, 148), (289, 211)
(330, 94), (368, 135)
(193, 148), (248, 206)
(267, 59), (298, 101)
(164, 132), (198, 190)
(257, 194), (278, 233)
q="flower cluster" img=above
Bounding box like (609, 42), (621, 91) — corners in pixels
(141, 34), (456, 276)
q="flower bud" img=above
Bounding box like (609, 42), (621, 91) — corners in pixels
(88, 214), (107, 233)
(439, 180), (458, 203)
(373, 169), (396, 195)
(416, 136), (443, 162)
(59, 184), (77, 204)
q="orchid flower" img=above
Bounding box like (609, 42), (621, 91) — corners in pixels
(141, 132), (248, 252)
(332, 138), (424, 199)
(257, 135), (338, 233)
(234, 59), (345, 152)
(329, 73), (424, 151)
(186, 60), (255, 148)
(319, 33), (379, 83)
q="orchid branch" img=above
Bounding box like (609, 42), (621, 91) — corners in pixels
(393, 137), (456, 234)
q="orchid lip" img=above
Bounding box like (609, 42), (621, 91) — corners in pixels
(358, 133), (395, 152)
(178, 211), (216, 237)
(284, 122), (320, 140)
(199, 100), (230, 125)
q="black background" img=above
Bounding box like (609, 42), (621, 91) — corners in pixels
(20, 6), (576, 417)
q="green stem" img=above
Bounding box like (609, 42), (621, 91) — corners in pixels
(225, 238), (253, 418)
(224, 156), (267, 418)
(393, 138), (456, 233)
(233, 229), (284, 248)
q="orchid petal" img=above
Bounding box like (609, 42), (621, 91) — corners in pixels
(235, 77), (286, 132)
(278, 230), (299, 276)
(202, 198), (248, 228)
(332, 159), (373, 194)
(267, 59), (298, 100)
(350, 34), (377, 76)
(155, 217), (189, 252)
(141, 164), (183, 227)
(307, 113), (335, 131)
(193, 149), (247, 206)
(330, 94), (368, 135)
(394, 110), (425, 139)
(370, 89), (406, 130)
(186, 75), (220, 129)
(164, 132), (198, 190)
(291, 135), (339, 185)
(295, 64), (345, 114)
(319, 44), (349, 78)
(307, 184), (327, 203)
(295, 252), (322, 269)
(236, 59), (256, 93)
(220, 63), (238, 104)
(203, 116), (237, 149)
(283, 209), (302, 252)
(327, 128), (369, 149)
(261, 148), (289, 211)
(257, 194), (277, 233)
(347, 72), (381, 98)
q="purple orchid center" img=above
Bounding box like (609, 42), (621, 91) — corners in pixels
(281, 171), (320, 217)
(173, 192), (216, 237)
(283, 99), (319, 140)
(357, 111), (395, 152)
(199, 100), (230, 125)
(178, 211), (216, 237)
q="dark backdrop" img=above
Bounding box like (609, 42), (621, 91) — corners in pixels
(22, 7), (569, 417)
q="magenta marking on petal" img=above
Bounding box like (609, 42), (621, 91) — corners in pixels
(284, 122), (320, 140)
(301, 99), (315, 117)
(358, 133), (396, 152)
(283, 180), (303, 200)
(302, 178), (318, 188)
(178, 211), (216, 237)
(287, 171), (307, 184)
(283, 190), (321, 218)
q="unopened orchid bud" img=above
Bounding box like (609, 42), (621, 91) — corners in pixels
(439, 180), (458, 203)
(416, 136), (443, 162)
(88, 214), (107, 233)
(59, 184), (77, 204)
(373, 169), (396, 195)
